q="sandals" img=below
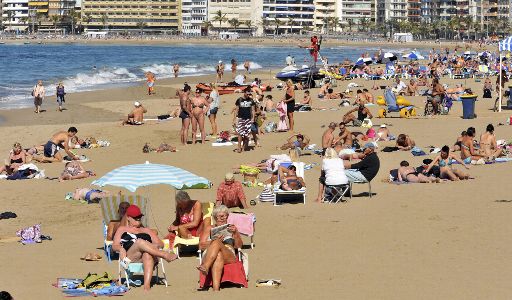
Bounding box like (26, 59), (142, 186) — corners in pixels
(81, 253), (102, 261)
(255, 279), (281, 287)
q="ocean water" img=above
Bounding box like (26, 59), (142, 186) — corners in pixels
(0, 43), (412, 109)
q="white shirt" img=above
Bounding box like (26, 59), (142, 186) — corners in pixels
(322, 158), (348, 185)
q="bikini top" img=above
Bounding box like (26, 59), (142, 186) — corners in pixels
(438, 157), (453, 167)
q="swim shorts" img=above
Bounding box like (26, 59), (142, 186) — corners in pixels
(179, 111), (190, 119)
(210, 107), (218, 115)
(353, 120), (363, 127)
(34, 96), (43, 106)
(43, 141), (58, 158)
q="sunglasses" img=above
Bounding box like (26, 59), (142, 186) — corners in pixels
(132, 216), (143, 221)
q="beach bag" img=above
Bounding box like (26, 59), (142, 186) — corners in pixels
(259, 186), (275, 202)
(16, 224), (42, 243)
(78, 272), (113, 289)
(483, 88), (492, 98)
(264, 122), (276, 133)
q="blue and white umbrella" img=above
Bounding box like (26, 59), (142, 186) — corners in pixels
(354, 57), (365, 66)
(92, 162), (211, 192)
(402, 52), (424, 60)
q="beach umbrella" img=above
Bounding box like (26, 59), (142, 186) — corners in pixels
(383, 52), (397, 59)
(402, 52), (424, 60)
(92, 162), (211, 192)
(354, 57), (365, 66)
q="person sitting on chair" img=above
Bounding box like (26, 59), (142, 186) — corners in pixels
(344, 142), (380, 183)
(112, 205), (178, 291)
(197, 205), (243, 291)
(106, 201), (130, 241)
(167, 191), (203, 240)
(315, 148), (349, 202)
(278, 164), (306, 191)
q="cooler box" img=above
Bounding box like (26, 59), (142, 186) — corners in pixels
(460, 94), (477, 119)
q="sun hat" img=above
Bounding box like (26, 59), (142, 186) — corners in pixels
(225, 173), (234, 180)
(126, 205), (143, 218)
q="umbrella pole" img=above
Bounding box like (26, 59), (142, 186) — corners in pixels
(499, 53), (502, 112)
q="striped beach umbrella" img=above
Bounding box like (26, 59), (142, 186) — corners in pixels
(92, 162), (211, 192)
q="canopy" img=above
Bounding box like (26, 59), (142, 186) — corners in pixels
(354, 57), (365, 66)
(92, 162), (211, 192)
(402, 52), (424, 60)
(499, 36), (512, 51)
(497, 36), (512, 112)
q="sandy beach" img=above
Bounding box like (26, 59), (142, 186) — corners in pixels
(1, 64), (512, 299)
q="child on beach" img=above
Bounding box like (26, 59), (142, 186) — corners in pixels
(146, 72), (155, 95)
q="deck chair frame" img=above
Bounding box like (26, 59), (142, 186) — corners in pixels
(273, 162), (306, 206)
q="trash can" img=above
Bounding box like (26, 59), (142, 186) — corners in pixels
(508, 86), (512, 109)
(460, 94), (477, 119)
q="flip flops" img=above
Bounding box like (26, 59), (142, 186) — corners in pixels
(81, 253), (102, 261)
(255, 279), (281, 287)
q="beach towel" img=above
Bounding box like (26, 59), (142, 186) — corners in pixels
(276, 101), (288, 131)
(227, 212), (255, 236)
(212, 142), (234, 146)
(16, 224), (41, 244)
(411, 147), (426, 156)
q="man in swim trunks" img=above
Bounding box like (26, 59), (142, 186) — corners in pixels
(122, 101), (147, 125)
(321, 122), (337, 156)
(173, 64), (179, 78)
(177, 84), (192, 145)
(35, 127), (79, 162)
(334, 122), (353, 148)
(233, 89), (256, 153)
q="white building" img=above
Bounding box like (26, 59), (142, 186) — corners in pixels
(207, 0), (252, 34)
(181, 0), (207, 35)
(2, 0), (29, 31)
(256, 0), (315, 35)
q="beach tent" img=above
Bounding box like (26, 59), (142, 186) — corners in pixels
(497, 36), (512, 112)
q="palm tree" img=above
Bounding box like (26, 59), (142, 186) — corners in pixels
(287, 16), (294, 34)
(273, 18), (284, 35)
(136, 21), (146, 35)
(359, 18), (370, 32)
(68, 9), (80, 35)
(50, 15), (60, 34)
(228, 18), (240, 32)
(82, 13), (92, 31)
(101, 13), (109, 31)
(201, 20), (213, 36)
(337, 20), (346, 33)
(260, 17), (271, 35)
(243, 20), (253, 35)
(212, 10), (227, 34)
(347, 19), (354, 32)
(330, 17), (340, 34)
(7, 11), (12, 32)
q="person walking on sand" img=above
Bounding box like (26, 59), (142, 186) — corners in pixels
(244, 60), (251, 74)
(32, 80), (45, 113)
(233, 89), (256, 153)
(178, 84), (192, 145)
(216, 61), (225, 82)
(231, 58), (237, 79)
(206, 83), (220, 136)
(56, 82), (66, 112)
(145, 72), (155, 95)
(190, 89), (208, 144)
(173, 64), (179, 78)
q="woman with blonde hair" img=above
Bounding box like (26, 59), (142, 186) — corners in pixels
(315, 148), (348, 203)
(206, 83), (220, 136)
(0, 142), (28, 175)
(283, 79), (296, 131)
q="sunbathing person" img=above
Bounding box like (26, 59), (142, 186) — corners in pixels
(0, 142), (28, 175)
(363, 89), (374, 104)
(122, 101), (147, 125)
(334, 122), (353, 148)
(59, 161), (96, 181)
(424, 146), (470, 181)
(405, 79), (418, 96)
(34, 127), (79, 162)
(106, 201), (130, 241)
(396, 134), (415, 151)
(167, 191), (203, 240)
(461, 127), (486, 163)
(142, 143), (177, 153)
(278, 164), (306, 191)
(197, 205), (243, 291)
(278, 133), (310, 150)
(295, 90), (312, 111)
(112, 205), (178, 291)
(452, 130), (467, 151)
(72, 188), (111, 203)
(343, 104), (372, 127)
(318, 80), (331, 98)
(398, 160), (439, 183)
(479, 124), (503, 159)
(375, 124), (391, 141)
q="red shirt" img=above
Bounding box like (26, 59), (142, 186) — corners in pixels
(216, 181), (246, 208)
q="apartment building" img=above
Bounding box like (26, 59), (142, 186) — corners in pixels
(48, 0), (75, 16)
(255, 0), (315, 34)
(2, 0), (29, 31)
(207, 0), (252, 33)
(181, 0), (206, 35)
(377, 0), (407, 23)
(82, 0), (180, 32)
(338, 0), (374, 28)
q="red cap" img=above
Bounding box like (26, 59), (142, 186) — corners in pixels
(126, 205), (143, 218)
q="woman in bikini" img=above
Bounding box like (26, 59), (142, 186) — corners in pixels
(424, 145), (470, 181)
(452, 130), (467, 151)
(197, 205), (243, 291)
(0, 142), (28, 175)
(278, 164), (306, 191)
(190, 89), (209, 144)
(479, 124), (503, 159)
(58, 161), (96, 182)
(166, 191), (203, 241)
(206, 83), (220, 137)
(461, 127), (486, 163)
(113, 205), (177, 291)
(396, 134), (415, 151)
(398, 160), (439, 183)
(283, 80), (295, 131)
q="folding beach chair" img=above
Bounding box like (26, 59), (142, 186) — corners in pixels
(322, 184), (350, 203)
(228, 211), (256, 248)
(198, 247), (248, 289)
(99, 195), (168, 288)
(349, 180), (372, 198)
(273, 162), (306, 205)
(100, 195), (148, 262)
(172, 202), (214, 258)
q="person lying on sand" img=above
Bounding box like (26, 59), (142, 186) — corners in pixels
(424, 146), (470, 181)
(375, 124), (392, 141)
(142, 143), (177, 153)
(59, 161), (96, 182)
(396, 134), (415, 151)
(112, 205), (177, 291)
(122, 101), (147, 126)
(34, 127), (79, 162)
(398, 160), (439, 183)
(72, 188), (111, 204)
(278, 133), (310, 151)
